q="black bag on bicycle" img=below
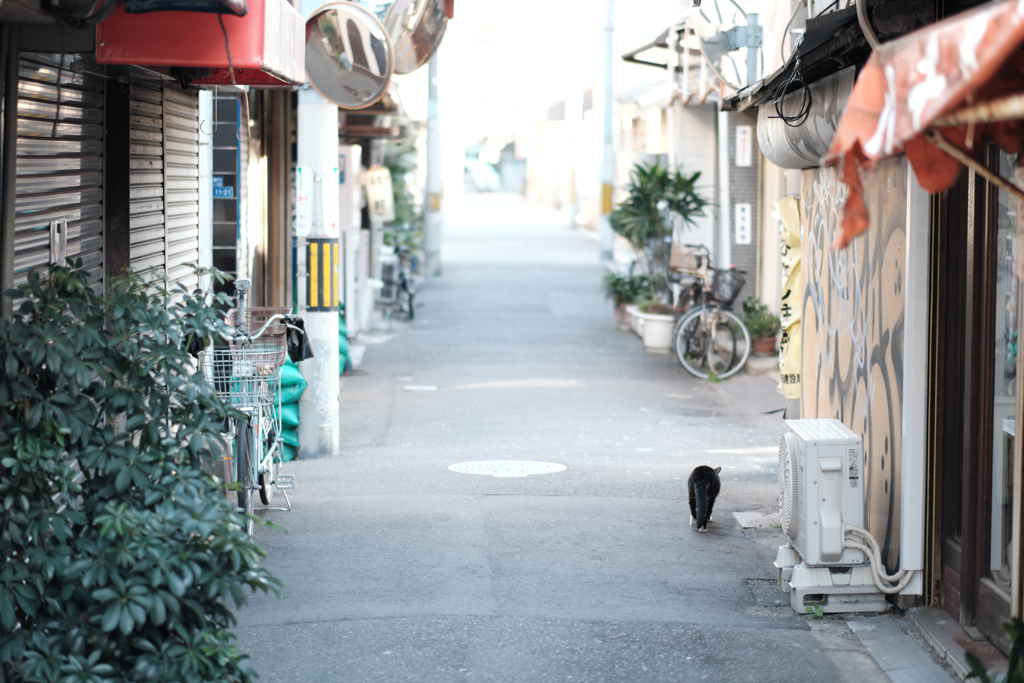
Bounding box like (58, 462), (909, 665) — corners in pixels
(284, 315), (315, 362)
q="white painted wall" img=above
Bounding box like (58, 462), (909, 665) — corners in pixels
(759, 157), (786, 314)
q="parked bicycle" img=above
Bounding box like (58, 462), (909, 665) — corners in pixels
(671, 244), (751, 380)
(200, 278), (301, 539)
(379, 242), (418, 321)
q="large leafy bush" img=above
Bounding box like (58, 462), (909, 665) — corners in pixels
(610, 163), (710, 297)
(0, 264), (278, 682)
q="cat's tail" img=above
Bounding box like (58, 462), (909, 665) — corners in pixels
(695, 483), (709, 531)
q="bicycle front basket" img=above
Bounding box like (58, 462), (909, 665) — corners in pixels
(711, 269), (745, 309)
(226, 306), (291, 367)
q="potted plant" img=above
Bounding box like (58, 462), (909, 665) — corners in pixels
(743, 297), (781, 356)
(601, 270), (648, 330)
(635, 295), (676, 353)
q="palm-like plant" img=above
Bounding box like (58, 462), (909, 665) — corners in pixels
(609, 163), (710, 297)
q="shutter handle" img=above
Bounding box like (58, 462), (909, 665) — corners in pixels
(49, 219), (67, 266)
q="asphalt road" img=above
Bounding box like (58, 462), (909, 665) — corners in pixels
(234, 195), (887, 682)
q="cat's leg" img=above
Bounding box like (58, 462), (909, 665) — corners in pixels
(689, 489), (697, 526)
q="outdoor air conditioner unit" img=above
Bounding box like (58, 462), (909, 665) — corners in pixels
(775, 419), (890, 613)
(778, 419), (865, 566)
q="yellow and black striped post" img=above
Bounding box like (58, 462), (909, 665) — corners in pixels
(306, 238), (339, 311)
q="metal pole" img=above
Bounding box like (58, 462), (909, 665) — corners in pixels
(746, 14), (760, 89)
(1, 26), (17, 320)
(666, 23), (680, 169)
(598, 0), (615, 262)
(424, 54), (442, 277)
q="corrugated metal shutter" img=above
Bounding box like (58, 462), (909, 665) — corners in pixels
(128, 67), (165, 283)
(14, 53), (104, 292)
(162, 84), (200, 293)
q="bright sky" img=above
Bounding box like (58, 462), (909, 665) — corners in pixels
(394, 0), (684, 142)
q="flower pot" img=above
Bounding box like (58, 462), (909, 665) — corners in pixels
(753, 336), (777, 356)
(614, 303), (629, 330)
(626, 304), (643, 337)
(636, 310), (675, 353)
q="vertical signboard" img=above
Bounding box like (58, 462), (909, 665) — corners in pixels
(736, 125), (752, 167)
(323, 166), (340, 237)
(734, 203), (752, 245)
(295, 166), (313, 237)
(364, 165), (395, 223)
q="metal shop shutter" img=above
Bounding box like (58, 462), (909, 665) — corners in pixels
(128, 67), (166, 283)
(162, 84), (200, 293)
(14, 53), (104, 293)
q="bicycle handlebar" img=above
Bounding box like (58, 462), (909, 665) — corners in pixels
(216, 313), (301, 344)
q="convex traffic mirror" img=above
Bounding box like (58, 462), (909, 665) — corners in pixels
(305, 1), (395, 109)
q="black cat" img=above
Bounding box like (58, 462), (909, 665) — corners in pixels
(688, 466), (721, 533)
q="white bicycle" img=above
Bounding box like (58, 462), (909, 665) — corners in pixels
(201, 278), (301, 539)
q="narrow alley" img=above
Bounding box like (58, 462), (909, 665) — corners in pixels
(234, 196), (890, 682)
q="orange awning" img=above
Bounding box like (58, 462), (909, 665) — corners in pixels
(824, 0), (1024, 248)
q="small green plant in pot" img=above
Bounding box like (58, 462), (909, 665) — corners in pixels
(601, 271), (648, 308)
(637, 296), (674, 316)
(602, 271), (648, 329)
(742, 297), (781, 356)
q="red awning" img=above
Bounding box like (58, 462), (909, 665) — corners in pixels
(824, 0), (1024, 248)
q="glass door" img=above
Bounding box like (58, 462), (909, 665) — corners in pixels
(977, 149), (1018, 649)
(211, 91), (241, 300)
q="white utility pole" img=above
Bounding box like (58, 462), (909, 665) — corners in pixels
(295, 0), (341, 457)
(598, 0), (615, 262)
(295, 96), (341, 458)
(424, 54), (443, 276)
(566, 86), (582, 229)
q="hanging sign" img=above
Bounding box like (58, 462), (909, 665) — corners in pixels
(364, 165), (395, 222)
(295, 166), (313, 237)
(323, 166), (340, 238)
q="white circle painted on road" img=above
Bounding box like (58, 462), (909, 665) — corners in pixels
(448, 460), (567, 478)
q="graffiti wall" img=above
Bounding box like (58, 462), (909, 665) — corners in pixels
(801, 157), (907, 571)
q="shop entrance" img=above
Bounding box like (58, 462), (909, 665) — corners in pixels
(934, 146), (1019, 653)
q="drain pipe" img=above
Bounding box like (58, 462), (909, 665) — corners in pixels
(1, 26), (17, 321)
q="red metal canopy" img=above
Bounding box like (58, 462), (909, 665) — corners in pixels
(824, 0), (1024, 248)
(96, 0), (304, 87)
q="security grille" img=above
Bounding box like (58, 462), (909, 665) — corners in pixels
(14, 53), (104, 294)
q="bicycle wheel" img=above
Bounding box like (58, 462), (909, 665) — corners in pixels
(258, 459), (278, 506)
(258, 418), (277, 506)
(236, 423), (255, 539)
(675, 309), (751, 380)
(708, 310), (751, 380)
(675, 309), (712, 378)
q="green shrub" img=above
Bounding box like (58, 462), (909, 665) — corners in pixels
(0, 263), (279, 682)
(601, 271), (649, 307)
(609, 163), (710, 288)
(742, 297), (781, 339)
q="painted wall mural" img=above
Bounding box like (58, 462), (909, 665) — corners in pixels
(800, 157), (907, 571)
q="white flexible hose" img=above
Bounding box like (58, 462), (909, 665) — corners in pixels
(844, 524), (915, 594)
(856, 0), (882, 51)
